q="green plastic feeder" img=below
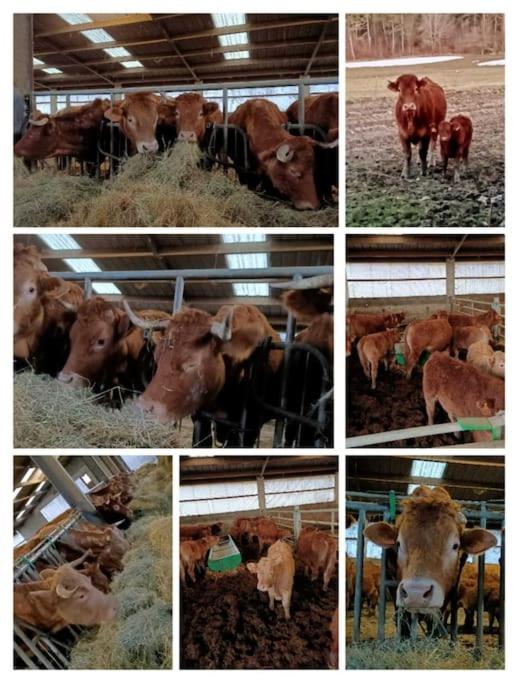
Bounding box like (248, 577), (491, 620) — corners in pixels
(207, 535), (242, 572)
(394, 344), (430, 367)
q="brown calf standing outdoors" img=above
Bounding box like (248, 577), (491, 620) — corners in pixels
(438, 115), (473, 181)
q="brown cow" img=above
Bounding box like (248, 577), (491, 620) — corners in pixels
(125, 303), (282, 423)
(229, 98), (321, 210)
(404, 318), (452, 378)
(14, 99), (110, 162)
(467, 341), (505, 378)
(364, 486), (496, 611)
(158, 92), (223, 144)
(452, 325), (492, 357)
(297, 527), (337, 591)
(422, 352), (504, 441)
(433, 309), (502, 328)
(388, 75), (447, 177)
(57, 297), (168, 390)
(180, 535), (219, 585)
(286, 93), (338, 141)
(347, 312), (404, 339)
(457, 563), (501, 632)
(104, 93), (161, 153)
(14, 556), (117, 632)
(345, 558), (380, 614)
(357, 329), (400, 389)
(180, 522), (223, 541)
(438, 115), (473, 181)
(247, 540), (295, 619)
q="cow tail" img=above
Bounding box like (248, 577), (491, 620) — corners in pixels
(403, 325), (411, 365)
(357, 341), (369, 378)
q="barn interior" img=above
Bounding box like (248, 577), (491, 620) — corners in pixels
(14, 455), (172, 669)
(346, 455), (505, 669)
(346, 234), (505, 449)
(180, 455), (338, 669)
(14, 233), (333, 450)
(13, 13), (339, 228)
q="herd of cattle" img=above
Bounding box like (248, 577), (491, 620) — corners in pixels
(347, 486), (502, 637)
(180, 516), (338, 667)
(14, 91), (338, 210)
(14, 244), (333, 446)
(347, 306), (504, 442)
(14, 473), (133, 634)
(388, 74), (473, 182)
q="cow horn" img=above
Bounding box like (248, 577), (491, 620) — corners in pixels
(59, 300), (79, 312)
(316, 138), (339, 149)
(29, 117), (49, 126)
(55, 581), (79, 599)
(67, 549), (93, 568)
(210, 308), (233, 341)
(276, 144), (294, 163)
(457, 511), (467, 525)
(122, 300), (170, 330)
(270, 273), (334, 290)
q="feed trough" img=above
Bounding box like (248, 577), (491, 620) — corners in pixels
(207, 535), (242, 573)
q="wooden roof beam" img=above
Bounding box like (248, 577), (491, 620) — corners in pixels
(35, 14), (154, 38)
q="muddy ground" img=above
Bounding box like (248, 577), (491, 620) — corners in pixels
(346, 58), (505, 227)
(346, 352), (461, 448)
(181, 540), (337, 669)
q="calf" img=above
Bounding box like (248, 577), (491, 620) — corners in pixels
(247, 540), (295, 619)
(423, 351), (504, 441)
(357, 329), (400, 389)
(404, 318), (452, 378)
(466, 341), (505, 378)
(347, 312), (404, 339)
(388, 75), (447, 177)
(433, 309), (502, 329)
(452, 325), (492, 357)
(297, 527), (337, 591)
(438, 115), (473, 182)
(180, 522), (223, 541)
(180, 536), (219, 585)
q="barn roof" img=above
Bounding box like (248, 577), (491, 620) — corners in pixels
(31, 13), (339, 91)
(14, 233), (333, 329)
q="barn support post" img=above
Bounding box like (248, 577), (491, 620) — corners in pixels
(81, 456), (106, 484)
(475, 502), (487, 657)
(173, 275), (184, 313)
(84, 277), (93, 298)
(13, 14), (33, 100)
(111, 455), (131, 473)
(499, 527), (505, 649)
(257, 476), (266, 513)
(92, 455), (115, 480)
(29, 456), (97, 516)
(352, 507), (366, 642)
(293, 506), (302, 540)
(446, 257), (455, 308)
(376, 510), (390, 641)
(492, 296), (502, 339)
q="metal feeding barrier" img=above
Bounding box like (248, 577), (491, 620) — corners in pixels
(14, 512), (86, 670)
(346, 493), (505, 655)
(31, 76), (337, 178)
(50, 265), (334, 448)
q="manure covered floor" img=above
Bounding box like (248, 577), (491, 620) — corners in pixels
(181, 542), (337, 669)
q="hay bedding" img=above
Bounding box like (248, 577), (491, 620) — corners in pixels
(14, 144), (338, 227)
(14, 371), (178, 449)
(70, 459), (172, 669)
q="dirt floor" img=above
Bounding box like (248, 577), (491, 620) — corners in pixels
(346, 351), (463, 447)
(181, 540), (337, 669)
(346, 57), (505, 227)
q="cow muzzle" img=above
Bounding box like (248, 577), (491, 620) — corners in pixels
(136, 140), (159, 153)
(402, 103), (417, 112)
(57, 371), (89, 389)
(397, 578), (444, 611)
(178, 131), (198, 143)
(135, 395), (171, 422)
(294, 199), (320, 211)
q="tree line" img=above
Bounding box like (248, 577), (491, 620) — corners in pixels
(346, 14), (505, 60)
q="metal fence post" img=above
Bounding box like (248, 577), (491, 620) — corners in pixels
(499, 527), (505, 650)
(84, 277), (92, 299)
(293, 506), (301, 540)
(475, 502), (487, 657)
(173, 275), (184, 313)
(352, 508), (366, 643)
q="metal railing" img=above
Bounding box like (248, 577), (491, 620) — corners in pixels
(346, 493), (505, 654)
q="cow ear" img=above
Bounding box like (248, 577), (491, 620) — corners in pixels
(461, 528), (497, 555)
(105, 106), (123, 123)
(387, 80), (399, 92)
(246, 562), (258, 574)
(203, 101), (219, 115)
(39, 568), (56, 580)
(115, 311), (131, 338)
(39, 275), (65, 293)
(364, 522), (397, 548)
(416, 78), (427, 90)
(158, 101), (176, 120)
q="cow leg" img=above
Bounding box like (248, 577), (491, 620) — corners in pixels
(424, 394), (437, 425)
(370, 360), (378, 390)
(419, 137), (430, 176)
(453, 158), (461, 183)
(268, 589), (275, 611)
(443, 155), (449, 177)
(282, 591), (292, 619)
(400, 138), (412, 179)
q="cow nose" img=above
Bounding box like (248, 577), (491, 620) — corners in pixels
(57, 371), (87, 389)
(138, 140), (158, 153)
(402, 103), (417, 112)
(135, 395), (169, 421)
(397, 579), (443, 610)
(294, 199), (320, 211)
(179, 131), (197, 143)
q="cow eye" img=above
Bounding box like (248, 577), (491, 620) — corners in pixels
(396, 541), (401, 551)
(452, 542), (459, 550)
(28, 286), (36, 294)
(96, 338), (105, 347)
(127, 116), (135, 124)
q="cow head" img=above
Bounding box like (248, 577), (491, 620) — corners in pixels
(388, 74), (427, 120)
(259, 136), (320, 210)
(247, 554), (283, 591)
(364, 486), (496, 612)
(158, 92), (222, 144)
(105, 93), (160, 153)
(127, 306), (231, 421)
(14, 114), (59, 160)
(35, 563), (117, 627)
(58, 297), (131, 389)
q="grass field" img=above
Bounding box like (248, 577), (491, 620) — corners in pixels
(346, 56), (505, 227)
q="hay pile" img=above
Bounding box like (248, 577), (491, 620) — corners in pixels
(14, 372), (177, 448)
(14, 145), (338, 227)
(346, 639), (504, 670)
(70, 460), (172, 669)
